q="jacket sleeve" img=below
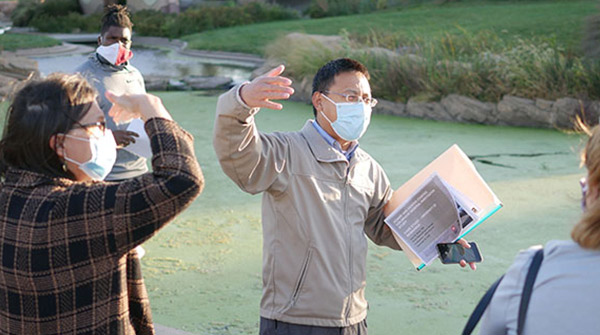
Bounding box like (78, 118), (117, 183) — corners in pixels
(108, 118), (204, 254)
(364, 167), (402, 250)
(212, 84), (290, 195)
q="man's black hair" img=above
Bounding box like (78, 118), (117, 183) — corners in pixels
(311, 58), (370, 117)
(100, 4), (133, 34)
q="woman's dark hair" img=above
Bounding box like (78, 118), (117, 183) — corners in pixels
(101, 4), (133, 34)
(311, 58), (370, 116)
(0, 73), (97, 179)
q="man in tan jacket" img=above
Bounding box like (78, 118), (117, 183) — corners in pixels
(214, 58), (470, 335)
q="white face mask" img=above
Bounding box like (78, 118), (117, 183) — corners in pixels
(320, 94), (372, 141)
(96, 42), (133, 66)
(63, 129), (117, 181)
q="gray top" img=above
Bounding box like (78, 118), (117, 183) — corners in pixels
(479, 240), (600, 335)
(75, 53), (148, 180)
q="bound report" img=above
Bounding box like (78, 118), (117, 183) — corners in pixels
(383, 144), (502, 270)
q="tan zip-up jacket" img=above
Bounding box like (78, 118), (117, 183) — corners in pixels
(213, 85), (401, 327)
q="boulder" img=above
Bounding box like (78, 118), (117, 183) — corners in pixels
(0, 73), (18, 98)
(289, 75), (312, 103)
(168, 79), (188, 91)
(497, 95), (550, 127)
(144, 76), (170, 91)
(441, 94), (496, 124)
(354, 47), (401, 64)
(0, 1), (17, 17)
(584, 101), (600, 126)
(406, 100), (450, 121)
(78, 0), (104, 15)
(551, 97), (581, 129)
(283, 33), (344, 51)
(0, 53), (39, 80)
(375, 99), (406, 117)
(535, 98), (554, 111)
(184, 75), (233, 90)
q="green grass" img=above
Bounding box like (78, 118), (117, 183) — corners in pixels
(182, 0), (595, 55)
(140, 91), (585, 334)
(0, 33), (60, 51)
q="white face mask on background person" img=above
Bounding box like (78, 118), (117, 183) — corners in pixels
(96, 42), (133, 66)
(320, 94), (372, 141)
(63, 129), (117, 181)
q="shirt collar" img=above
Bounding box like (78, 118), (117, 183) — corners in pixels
(311, 120), (359, 161)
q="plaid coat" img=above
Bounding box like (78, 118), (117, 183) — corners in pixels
(0, 118), (203, 334)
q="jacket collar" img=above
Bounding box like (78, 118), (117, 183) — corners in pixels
(301, 120), (352, 163)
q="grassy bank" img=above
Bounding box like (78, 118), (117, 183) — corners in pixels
(0, 33), (60, 51)
(183, 1), (595, 55)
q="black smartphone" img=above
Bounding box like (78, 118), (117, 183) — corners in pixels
(437, 242), (483, 264)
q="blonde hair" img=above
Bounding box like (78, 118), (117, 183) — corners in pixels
(573, 120), (600, 249)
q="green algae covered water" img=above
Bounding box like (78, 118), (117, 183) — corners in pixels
(141, 92), (582, 334)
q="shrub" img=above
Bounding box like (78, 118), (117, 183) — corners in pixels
(33, 12), (102, 33)
(135, 2), (299, 38)
(12, 0), (82, 28)
(10, 0), (96, 33)
(306, 0), (376, 18)
(265, 30), (600, 102)
(131, 10), (174, 37)
(12, 1), (299, 36)
(10, 0), (38, 27)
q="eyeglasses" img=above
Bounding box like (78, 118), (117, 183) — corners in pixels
(73, 121), (107, 135)
(322, 91), (378, 107)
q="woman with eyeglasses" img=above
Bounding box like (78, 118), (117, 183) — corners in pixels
(0, 73), (203, 334)
(477, 122), (600, 334)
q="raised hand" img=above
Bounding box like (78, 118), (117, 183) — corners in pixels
(112, 130), (139, 148)
(106, 91), (172, 124)
(239, 65), (295, 110)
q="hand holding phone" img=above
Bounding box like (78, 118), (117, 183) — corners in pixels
(437, 242), (483, 264)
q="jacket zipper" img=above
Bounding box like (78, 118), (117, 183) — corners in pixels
(343, 166), (352, 323)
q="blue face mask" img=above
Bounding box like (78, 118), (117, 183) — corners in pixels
(321, 94), (372, 141)
(63, 129), (117, 181)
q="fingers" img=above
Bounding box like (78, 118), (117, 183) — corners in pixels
(106, 91), (138, 124)
(110, 107), (134, 124)
(469, 262), (477, 271)
(240, 75), (295, 110)
(255, 100), (284, 110)
(105, 90), (117, 104)
(457, 239), (471, 248)
(263, 64), (285, 78)
(260, 75), (293, 87)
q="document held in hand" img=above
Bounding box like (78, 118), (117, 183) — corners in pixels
(384, 144), (502, 270)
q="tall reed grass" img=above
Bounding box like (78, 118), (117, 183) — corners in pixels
(266, 29), (600, 102)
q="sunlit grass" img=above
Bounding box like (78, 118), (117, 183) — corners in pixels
(0, 33), (60, 51)
(183, 0), (594, 55)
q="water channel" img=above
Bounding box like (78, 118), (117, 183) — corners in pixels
(32, 45), (255, 85)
